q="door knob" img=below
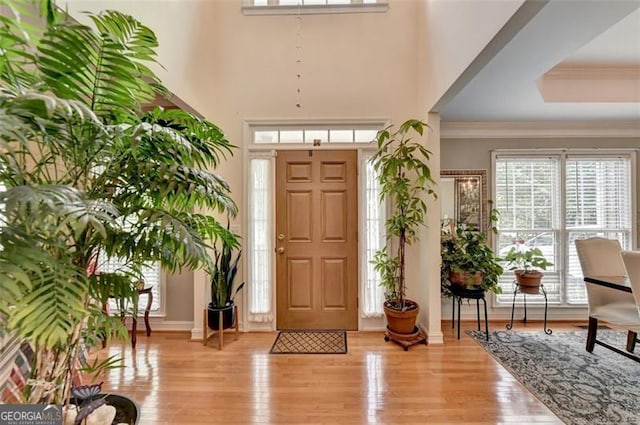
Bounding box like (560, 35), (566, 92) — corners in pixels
(277, 247), (285, 254)
(278, 233), (285, 241)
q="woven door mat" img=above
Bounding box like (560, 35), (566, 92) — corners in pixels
(270, 330), (347, 354)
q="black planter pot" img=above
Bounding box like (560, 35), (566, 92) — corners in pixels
(70, 393), (138, 425)
(207, 302), (235, 330)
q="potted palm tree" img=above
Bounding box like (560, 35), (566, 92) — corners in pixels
(0, 1), (237, 422)
(370, 119), (437, 337)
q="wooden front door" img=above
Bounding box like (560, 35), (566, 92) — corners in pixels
(275, 150), (358, 330)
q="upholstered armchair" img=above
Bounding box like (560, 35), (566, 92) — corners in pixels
(575, 237), (640, 356)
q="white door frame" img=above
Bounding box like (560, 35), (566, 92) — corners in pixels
(242, 120), (388, 332)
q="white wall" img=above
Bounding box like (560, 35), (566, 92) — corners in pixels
(421, 0), (525, 111)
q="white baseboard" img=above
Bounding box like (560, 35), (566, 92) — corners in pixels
(131, 319), (193, 332)
(190, 328), (203, 341)
(191, 321), (248, 340)
(427, 331), (444, 344)
(441, 299), (588, 321)
(359, 316), (385, 331)
(244, 322), (275, 332)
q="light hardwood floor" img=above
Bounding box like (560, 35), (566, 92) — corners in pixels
(100, 321), (576, 424)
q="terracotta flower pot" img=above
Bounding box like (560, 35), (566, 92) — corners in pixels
(515, 270), (543, 294)
(384, 300), (419, 334)
(449, 270), (484, 287)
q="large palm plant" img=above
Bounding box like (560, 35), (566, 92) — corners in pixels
(0, 0), (237, 405)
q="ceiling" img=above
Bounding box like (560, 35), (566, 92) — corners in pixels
(439, 0), (640, 122)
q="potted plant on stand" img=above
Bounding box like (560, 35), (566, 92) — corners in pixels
(503, 247), (553, 294)
(440, 226), (503, 297)
(370, 119), (437, 349)
(0, 2), (238, 423)
(207, 234), (245, 336)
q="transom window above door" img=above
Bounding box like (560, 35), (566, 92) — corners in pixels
(250, 123), (383, 145)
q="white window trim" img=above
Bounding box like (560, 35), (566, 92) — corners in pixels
(106, 266), (166, 318)
(246, 119), (387, 148)
(491, 148), (637, 307)
(243, 119), (388, 331)
(242, 0), (388, 16)
(155, 270), (167, 318)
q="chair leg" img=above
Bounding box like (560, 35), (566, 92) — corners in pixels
(626, 331), (637, 353)
(586, 316), (598, 353)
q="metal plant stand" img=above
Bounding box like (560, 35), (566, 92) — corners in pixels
(450, 285), (489, 341)
(506, 281), (552, 335)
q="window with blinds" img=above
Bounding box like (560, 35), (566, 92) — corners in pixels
(565, 156), (632, 304)
(493, 151), (634, 306)
(494, 157), (561, 304)
(102, 256), (162, 314)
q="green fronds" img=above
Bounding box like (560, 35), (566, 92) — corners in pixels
(142, 107), (235, 167)
(0, 236), (88, 348)
(210, 227), (244, 307)
(0, 1), (238, 401)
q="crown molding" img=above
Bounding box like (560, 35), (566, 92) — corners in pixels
(545, 64), (640, 80)
(537, 64), (640, 103)
(441, 121), (640, 139)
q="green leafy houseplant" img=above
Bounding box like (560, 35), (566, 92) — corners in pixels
(440, 226), (503, 296)
(370, 119), (436, 333)
(503, 246), (553, 294)
(503, 247), (553, 276)
(0, 0), (237, 418)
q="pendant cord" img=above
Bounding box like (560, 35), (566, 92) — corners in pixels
(295, 1), (302, 108)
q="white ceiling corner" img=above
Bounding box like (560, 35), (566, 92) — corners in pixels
(440, 0), (640, 122)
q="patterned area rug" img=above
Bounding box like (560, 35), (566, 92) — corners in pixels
(270, 330), (347, 354)
(469, 330), (640, 425)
